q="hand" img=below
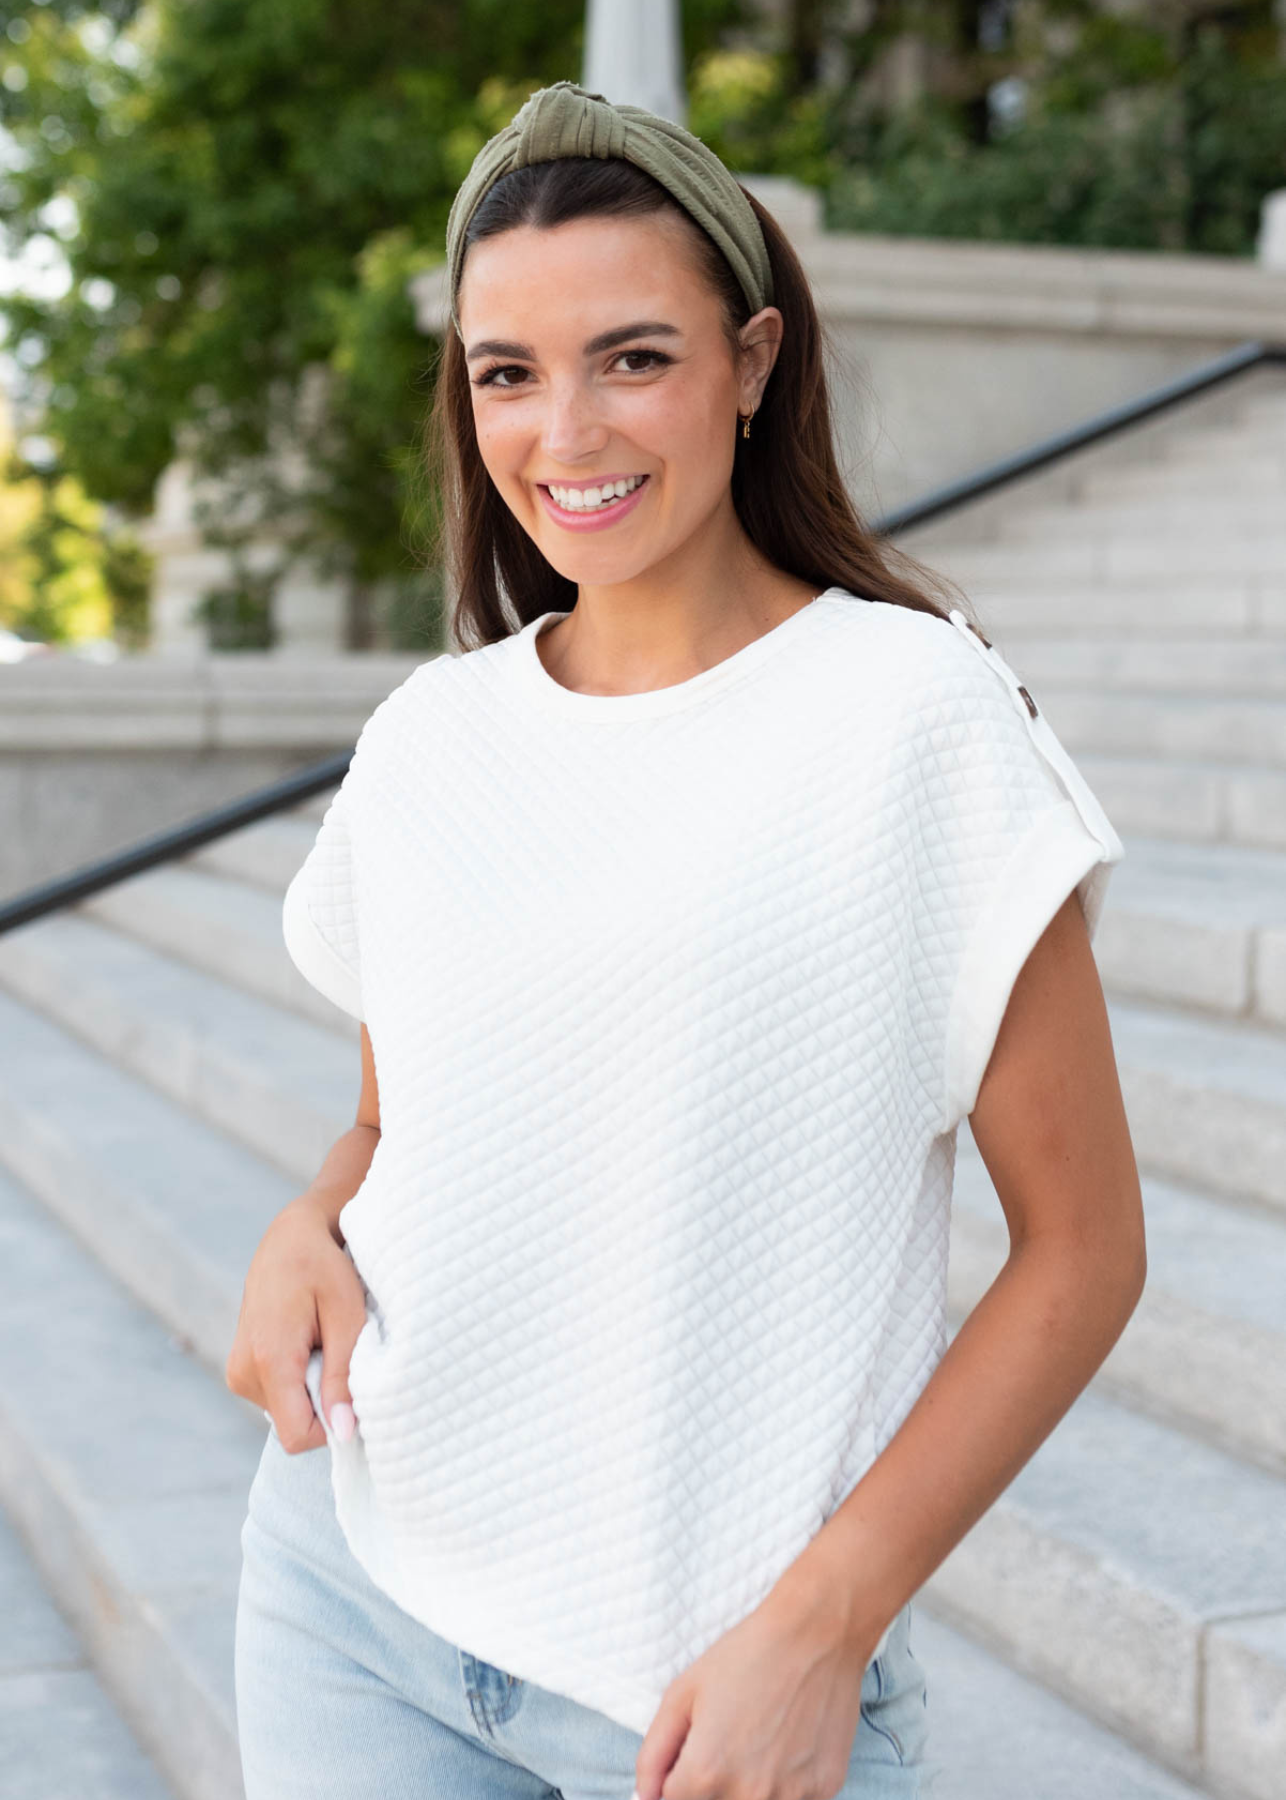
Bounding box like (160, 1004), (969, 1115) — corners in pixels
(225, 1192), (368, 1454)
(633, 1575), (879, 1800)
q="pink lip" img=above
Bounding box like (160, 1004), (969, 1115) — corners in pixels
(537, 475), (650, 532)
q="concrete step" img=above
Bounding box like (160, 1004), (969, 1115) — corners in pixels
(296, 784), (342, 824)
(1233, 392), (1286, 423)
(1161, 427), (1286, 462)
(0, 909), (358, 1186)
(949, 1129), (1286, 1475)
(944, 580), (1286, 638)
(1093, 835), (1286, 1026)
(1022, 686), (1286, 767)
(0, 1161), (261, 1800)
(0, 984), (297, 1374)
(1075, 459), (1286, 500)
(997, 500), (1285, 544)
(921, 1363), (1286, 1798)
(913, 1609), (1212, 1799)
(914, 538), (1286, 583)
(186, 808), (325, 894)
(990, 635), (1286, 697)
(1067, 750), (1286, 854)
(0, 1500), (177, 1798)
(1108, 991), (1286, 1216)
(77, 856), (355, 1035)
(995, 497), (1283, 541)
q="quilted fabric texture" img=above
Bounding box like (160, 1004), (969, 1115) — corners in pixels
(279, 587), (1123, 1736)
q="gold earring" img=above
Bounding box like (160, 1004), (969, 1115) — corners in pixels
(740, 408), (754, 440)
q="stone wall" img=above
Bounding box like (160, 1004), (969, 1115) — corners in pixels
(0, 652), (425, 900)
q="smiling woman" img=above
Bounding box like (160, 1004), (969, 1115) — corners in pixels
(421, 104), (975, 675)
(231, 78), (1141, 1800)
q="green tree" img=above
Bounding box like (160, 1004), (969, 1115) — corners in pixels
(826, 4), (1286, 255)
(0, 393), (150, 646)
(0, 451), (151, 647)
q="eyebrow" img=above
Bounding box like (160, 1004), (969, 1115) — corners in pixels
(465, 319), (682, 363)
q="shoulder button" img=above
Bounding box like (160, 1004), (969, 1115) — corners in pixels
(948, 608), (1041, 720)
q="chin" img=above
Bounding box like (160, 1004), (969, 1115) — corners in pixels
(544, 550), (663, 588)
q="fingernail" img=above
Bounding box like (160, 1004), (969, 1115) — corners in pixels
(329, 1402), (357, 1442)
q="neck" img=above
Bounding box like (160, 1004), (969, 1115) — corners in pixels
(538, 502), (819, 698)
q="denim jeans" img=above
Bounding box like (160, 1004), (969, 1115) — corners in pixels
(235, 1422), (938, 1797)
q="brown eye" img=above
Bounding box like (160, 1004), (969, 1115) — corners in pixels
(615, 350), (671, 372)
(473, 364), (529, 389)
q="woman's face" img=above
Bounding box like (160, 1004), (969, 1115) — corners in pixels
(457, 211), (780, 586)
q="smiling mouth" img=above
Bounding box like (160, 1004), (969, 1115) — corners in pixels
(539, 474), (649, 513)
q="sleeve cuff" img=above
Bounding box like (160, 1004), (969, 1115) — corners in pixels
(282, 867), (365, 1022)
(941, 799), (1115, 1133)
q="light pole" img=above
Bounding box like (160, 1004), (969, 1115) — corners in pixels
(583, 0), (686, 124)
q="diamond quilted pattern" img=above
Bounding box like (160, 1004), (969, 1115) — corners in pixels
(282, 778), (364, 1021)
(278, 588), (1123, 1734)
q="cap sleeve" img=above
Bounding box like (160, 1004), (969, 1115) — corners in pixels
(282, 767), (364, 1022)
(914, 610), (1124, 1135)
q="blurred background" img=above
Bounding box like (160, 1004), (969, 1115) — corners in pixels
(2, 0), (1285, 665)
(1, 8), (1285, 1800)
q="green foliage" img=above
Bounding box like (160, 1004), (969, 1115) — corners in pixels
(192, 571), (275, 652)
(97, 515), (152, 648)
(0, 421), (151, 647)
(689, 48), (835, 189)
(826, 18), (1286, 257)
(1181, 24), (1286, 255)
(826, 91), (1192, 249)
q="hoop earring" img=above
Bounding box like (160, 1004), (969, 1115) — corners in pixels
(739, 407), (755, 440)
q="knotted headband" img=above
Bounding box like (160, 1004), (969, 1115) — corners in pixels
(444, 80), (774, 340)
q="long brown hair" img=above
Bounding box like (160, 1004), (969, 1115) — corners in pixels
(420, 155), (968, 651)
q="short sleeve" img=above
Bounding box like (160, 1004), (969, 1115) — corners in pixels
(282, 769), (364, 1022)
(915, 610), (1124, 1134)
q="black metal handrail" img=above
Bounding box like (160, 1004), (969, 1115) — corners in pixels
(2, 335), (1284, 937)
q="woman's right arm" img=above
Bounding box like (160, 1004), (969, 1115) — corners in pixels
(225, 1023), (381, 1453)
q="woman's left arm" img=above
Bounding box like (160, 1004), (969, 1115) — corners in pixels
(634, 887), (1146, 1800)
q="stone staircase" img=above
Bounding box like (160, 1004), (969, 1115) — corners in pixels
(2, 375), (1285, 1798)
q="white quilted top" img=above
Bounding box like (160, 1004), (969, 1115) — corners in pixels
(280, 587), (1124, 1735)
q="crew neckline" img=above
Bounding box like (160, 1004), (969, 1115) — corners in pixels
(514, 588), (848, 719)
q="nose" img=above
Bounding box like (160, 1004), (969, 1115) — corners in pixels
(540, 377), (610, 467)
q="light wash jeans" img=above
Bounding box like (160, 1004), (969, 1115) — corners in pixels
(235, 1421), (937, 1798)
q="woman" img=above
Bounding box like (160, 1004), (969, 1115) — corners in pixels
(230, 79), (1146, 1800)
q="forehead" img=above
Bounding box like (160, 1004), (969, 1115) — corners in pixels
(458, 212), (714, 336)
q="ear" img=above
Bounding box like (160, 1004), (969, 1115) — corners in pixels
(736, 306), (784, 412)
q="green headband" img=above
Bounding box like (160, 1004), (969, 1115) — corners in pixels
(444, 80), (774, 341)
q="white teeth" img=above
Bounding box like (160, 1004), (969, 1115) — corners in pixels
(548, 475), (645, 511)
